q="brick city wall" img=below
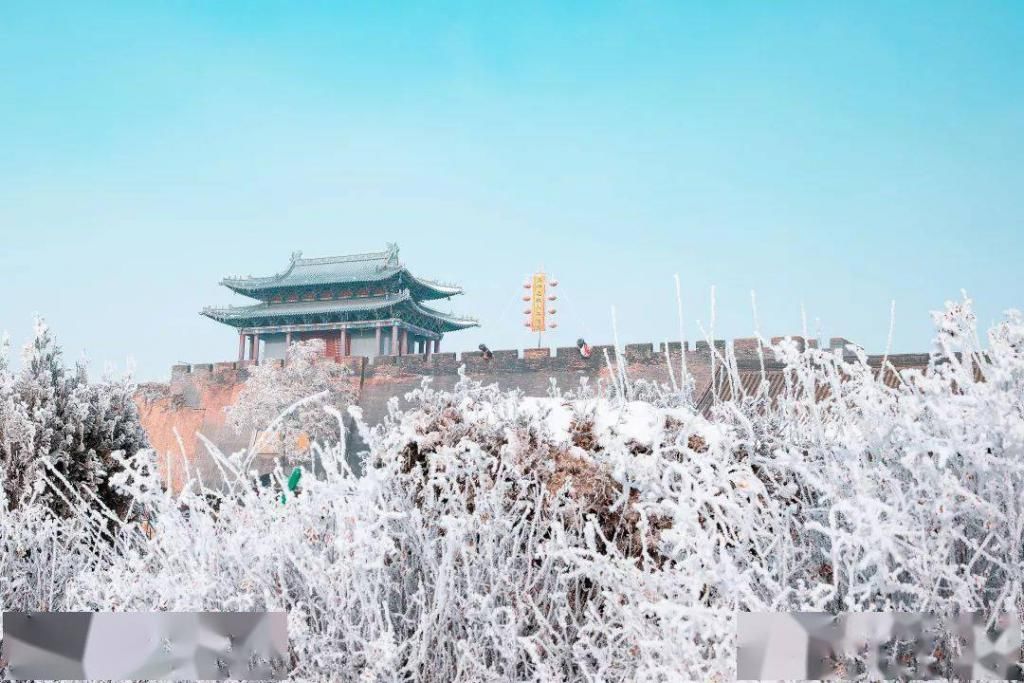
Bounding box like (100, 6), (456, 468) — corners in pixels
(134, 337), (929, 491)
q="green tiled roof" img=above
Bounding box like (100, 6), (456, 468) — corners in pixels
(221, 243), (462, 300)
(201, 289), (478, 333)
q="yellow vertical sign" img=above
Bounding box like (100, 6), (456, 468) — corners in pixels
(530, 273), (547, 332)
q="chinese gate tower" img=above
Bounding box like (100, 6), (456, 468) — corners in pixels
(202, 243), (477, 361)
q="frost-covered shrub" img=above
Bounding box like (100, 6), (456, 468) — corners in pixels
(1, 297), (1022, 681)
(0, 319), (148, 519)
(228, 339), (356, 460)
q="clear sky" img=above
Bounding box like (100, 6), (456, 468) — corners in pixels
(1, 2), (1021, 380)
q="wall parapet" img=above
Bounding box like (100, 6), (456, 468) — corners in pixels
(166, 333), (882, 379)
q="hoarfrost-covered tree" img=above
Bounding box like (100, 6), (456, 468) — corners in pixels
(11, 318), (89, 517)
(76, 367), (150, 520)
(0, 334), (34, 509)
(0, 318), (148, 519)
(228, 339), (356, 459)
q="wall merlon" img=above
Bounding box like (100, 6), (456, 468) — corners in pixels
(868, 353), (930, 368)
(556, 346), (581, 359)
(732, 337), (760, 352)
(395, 356), (429, 373)
(770, 336), (807, 351)
(829, 336), (854, 350)
(624, 343), (654, 360)
(694, 340), (727, 352)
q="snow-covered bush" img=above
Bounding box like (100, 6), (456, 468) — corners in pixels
(1, 297), (1022, 680)
(0, 319), (148, 518)
(228, 339), (356, 460)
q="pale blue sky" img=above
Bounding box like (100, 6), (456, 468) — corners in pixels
(1, 2), (1021, 380)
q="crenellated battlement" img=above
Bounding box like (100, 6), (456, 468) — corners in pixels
(169, 334), (852, 379)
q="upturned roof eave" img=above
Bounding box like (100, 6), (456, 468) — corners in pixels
(200, 311), (478, 333)
(201, 291), (477, 332)
(407, 274), (464, 299)
(408, 300), (479, 330)
(220, 267), (462, 299)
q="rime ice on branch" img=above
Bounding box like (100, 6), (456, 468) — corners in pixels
(4, 298), (1022, 681)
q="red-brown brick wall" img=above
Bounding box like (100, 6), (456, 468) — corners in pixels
(140, 341), (929, 491)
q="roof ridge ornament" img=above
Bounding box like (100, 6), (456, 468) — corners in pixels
(384, 242), (400, 268)
(290, 250), (303, 262)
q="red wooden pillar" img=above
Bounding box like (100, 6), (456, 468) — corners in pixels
(433, 338), (440, 354)
(238, 333), (246, 361)
(375, 326), (382, 356)
(339, 328), (348, 358)
(286, 331), (292, 347)
(391, 325), (399, 356)
(252, 333), (260, 363)
(401, 329), (408, 356)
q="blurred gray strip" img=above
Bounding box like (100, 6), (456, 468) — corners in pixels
(1, 612), (288, 680)
(737, 612), (1023, 680)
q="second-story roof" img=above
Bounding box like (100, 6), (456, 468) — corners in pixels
(221, 243), (462, 301)
(201, 289), (478, 334)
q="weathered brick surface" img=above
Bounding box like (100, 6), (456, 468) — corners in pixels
(136, 338), (928, 491)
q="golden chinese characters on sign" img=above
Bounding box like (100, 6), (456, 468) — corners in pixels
(522, 272), (558, 334)
(530, 273), (547, 332)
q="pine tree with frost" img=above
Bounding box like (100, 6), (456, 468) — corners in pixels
(76, 365), (149, 520)
(0, 318), (149, 520)
(11, 318), (89, 517)
(228, 339), (356, 460)
(0, 334), (35, 509)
